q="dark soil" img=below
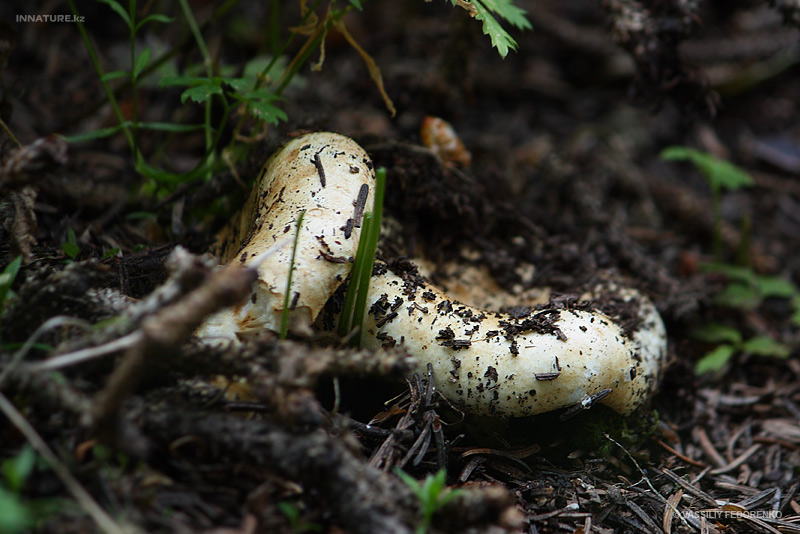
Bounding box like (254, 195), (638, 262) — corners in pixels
(1, 1), (800, 533)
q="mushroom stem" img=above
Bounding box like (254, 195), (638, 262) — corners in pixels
(359, 265), (666, 417)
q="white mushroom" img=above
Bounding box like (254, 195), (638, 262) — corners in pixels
(359, 267), (666, 416)
(197, 132), (668, 417)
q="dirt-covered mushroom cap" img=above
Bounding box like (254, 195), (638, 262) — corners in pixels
(197, 132), (375, 343)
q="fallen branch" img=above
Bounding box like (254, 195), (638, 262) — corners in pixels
(91, 257), (257, 443)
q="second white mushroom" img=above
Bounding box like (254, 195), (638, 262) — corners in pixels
(358, 265), (666, 416)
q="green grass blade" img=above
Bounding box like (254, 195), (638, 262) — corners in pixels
(337, 167), (387, 342)
(353, 168), (386, 346)
(0, 256), (23, 308)
(279, 210), (306, 340)
(350, 214), (377, 344)
(338, 212), (373, 338)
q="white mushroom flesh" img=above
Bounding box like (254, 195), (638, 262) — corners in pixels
(197, 131), (668, 417)
(196, 132), (375, 343)
(360, 268), (666, 416)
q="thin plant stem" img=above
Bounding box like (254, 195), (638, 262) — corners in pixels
(268, 0), (282, 56)
(735, 214), (752, 267)
(332, 376), (341, 414)
(68, 0), (136, 152)
(280, 210), (306, 339)
(0, 316), (91, 388)
(0, 117), (22, 148)
(214, 0), (243, 19)
(178, 0), (215, 178)
(70, 0), (242, 127)
(182, 98), (231, 179)
(225, 0), (325, 149)
(129, 0), (140, 157)
(27, 331), (145, 373)
(712, 185), (722, 262)
(274, 5), (356, 97)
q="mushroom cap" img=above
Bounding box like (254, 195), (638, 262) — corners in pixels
(197, 132), (375, 343)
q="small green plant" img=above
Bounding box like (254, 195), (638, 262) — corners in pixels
(66, 0), (298, 193)
(67, 0), (176, 160)
(65, 0), (389, 195)
(395, 468), (464, 534)
(660, 147), (797, 374)
(0, 255), (21, 344)
(661, 146), (754, 261)
(703, 262), (799, 313)
(0, 447), (36, 533)
(2, 446), (36, 495)
(65, 0), (529, 197)
(278, 501), (322, 533)
(61, 229), (80, 260)
(692, 254), (800, 374)
(692, 323), (790, 374)
(446, 0), (531, 58)
(0, 446), (62, 534)
(71, 0), (238, 188)
(0, 256), (22, 313)
(101, 247), (121, 260)
(338, 168), (386, 345)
